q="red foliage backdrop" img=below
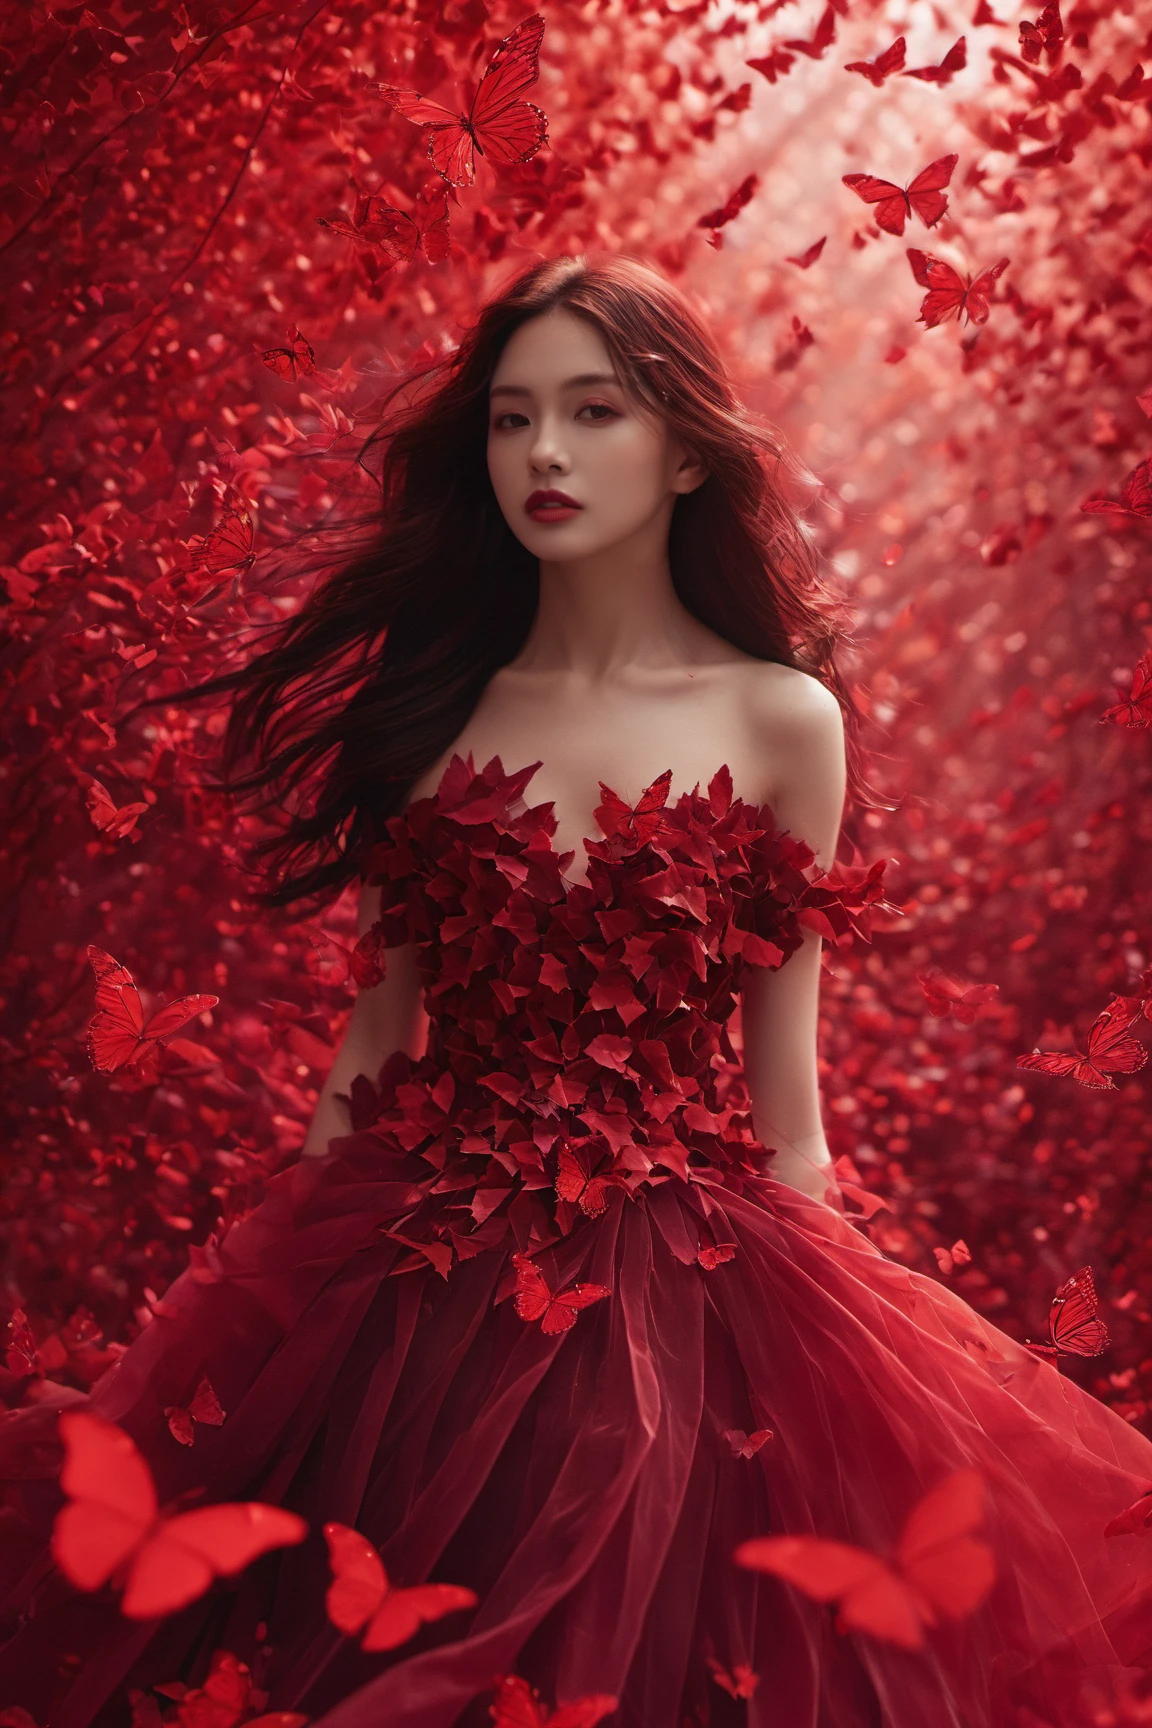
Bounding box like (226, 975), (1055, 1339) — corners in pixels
(2, 0), (1151, 1624)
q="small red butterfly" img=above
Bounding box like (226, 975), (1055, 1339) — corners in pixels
(322, 1521), (475, 1651)
(918, 967), (999, 1024)
(594, 770), (671, 849)
(378, 14), (548, 188)
(697, 173), (758, 233)
(1017, 993), (1148, 1090)
(52, 1412), (306, 1619)
(844, 36), (905, 85)
(316, 188), (451, 267)
(165, 1375), (226, 1448)
(704, 1653), (759, 1699)
(488, 1674), (617, 1727)
(1104, 1488), (1152, 1538)
(932, 1240), (972, 1276)
(151, 1647), (308, 1728)
(842, 153), (957, 236)
(697, 1243), (736, 1270)
(745, 47), (796, 84)
(86, 946), (218, 1078)
(723, 1427), (774, 1458)
(906, 248), (1010, 327)
(783, 3), (837, 59)
(511, 1253), (610, 1335)
(555, 1142), (620, 1218)
(85, 777), (148, 841)
(735, 1467), (996, 1650)
(1080, 456), (1152, 522)
(785, 235), (827, 268)
(903, 36), (967, 84)
(1024, 1267), (1109, 1360)
(187, 504), (256, 579)
(1100, 652), (1152, 727)
(261, 325), (315, 381)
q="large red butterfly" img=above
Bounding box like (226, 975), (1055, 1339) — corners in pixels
(511, 1253), (610, 1335)
(187, 504), (256, 579)
(52, 1412), (306, 1619)
(261, 325), (315, 381)
(489, 1674), (617, 1727)
(85, 777), (148, 841)
(735, 1467), (995, 1650)
(555, 1142), (620, 1218)
(903, 37), (967, 84)
(1024, 1267), (1109, 1360)
(906, 248), (1010, 327)
(917, 967), (999, 1025)
(378, 15), (548, 188)
(322, 1521), (475, 1651)
(86, 946), (218, 1078)
(844, 37), (906, 86)
(1017, 993), (1148, 1090)
(165, 1374), (226, 1448)
(1080, 456), (1152, 522)
(1101, 651), (1152, 727)
(316, 187), (451, 267)
(842, 152), (957, 235)
(594, 770), (672, 849)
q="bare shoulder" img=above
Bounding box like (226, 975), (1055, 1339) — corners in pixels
(739, 660), (844, 741)
(736, 662), (845, 861)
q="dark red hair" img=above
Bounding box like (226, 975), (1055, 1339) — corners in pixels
(156, 253), (864, 911)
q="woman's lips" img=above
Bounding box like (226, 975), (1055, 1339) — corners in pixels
(525, 490), (582, 521)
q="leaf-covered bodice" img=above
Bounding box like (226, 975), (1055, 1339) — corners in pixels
(340, 754), (886, 1267)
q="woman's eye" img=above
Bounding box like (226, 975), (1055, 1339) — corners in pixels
(578, 402), (617, 421)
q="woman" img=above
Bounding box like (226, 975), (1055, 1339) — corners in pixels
(1, 254), (1151, 1727)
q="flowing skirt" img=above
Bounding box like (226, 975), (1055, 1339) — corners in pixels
(1, 1139), (1151, 1728)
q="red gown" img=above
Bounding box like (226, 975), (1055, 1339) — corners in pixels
(2, 753), (1152, 1728)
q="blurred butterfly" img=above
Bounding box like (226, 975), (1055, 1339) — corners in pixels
(1100, 652), (1152, 727)
(85, 777), (148, 841)
(261, 325), (315, 381)
(1104, 1488), (1152, 1538)
(86, 946), (218, 1077)
(704, 1652), (759, 1698)
(1024, 1266), (1109, 1360)
(842, 153), (957, 236)
(697, 173), (758, 235)
(511, 1253), (610, 1335)
(906, 248), (1010, 327)
(918, 967), (999, 1025)
(735, 1466), (995, 1650)
(844, 36), (906, 85)
(322, 1521), (475, 1651)
(1080, 456), (1152, 522)
(377, 14), (548, 188)
(187, 504), (256, 579)
(165, 1375), (226, 1448)
(488, 1674), (617, 1727)
(1017, 993), (1148, 1090)
(52, 1411), (306, 1619)
(151, 1647), (308, 1728)
(316, 187), (451, 267)
(555, 1142), (620, 1218)
(783, 3), (838, 59)
(594, 770), (671, 849)
(932, 1239), (972, 1276)
(698, 1243), (737, 1270)
(785, 235), (827, 268)
(745, 47), (796, 84)
(723, 1427), (774, 1458)
(903, 37), (967, 84)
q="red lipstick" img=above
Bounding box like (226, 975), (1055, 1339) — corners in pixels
(525, 488), (582, 522)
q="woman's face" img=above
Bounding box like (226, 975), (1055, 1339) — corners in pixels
(486, 306), (704, 561)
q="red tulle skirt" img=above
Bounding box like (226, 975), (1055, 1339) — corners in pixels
(2, 1142), (1152, 1727)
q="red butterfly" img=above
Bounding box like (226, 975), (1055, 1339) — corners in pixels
(85, 777), (148, 841)
(322, 1521), (475, 1651)
(918, 967), (999, 1024)
(378, 14), (547, 188)
(151, 1647), (308, 1728)
(704, 1653), (759, 1699)
(52, 1412), (306, 1619)
(594, 770), (671, 849)
(261, 325), (315, 381)
(165, 1375), (226, 1448)
(723, 1427), (774, 1458)
(844, 37), (906, 85)
(555, 1142), (620, 1218)
(745, 48), (796, 84)
(842, 153), (957, 236)
(903, 37), (967, 84)
(488, 1674), (617, 1727)
(511, 1253), (610, 1335)
(1080, 456), (1152, 522)
(783, 3), (837, 59)
(86, 946), (218, 1078)
(1024, 1267), (1109, 1360)
(933, 1240), (972, 1276)
(1017, 993), (1148, 1090)
(1101, 651), (1152, 727)
(697, 173), (758, 234)
(906, 248), (1010, 327)
(316, 187), (451, 267)
(697, 1243), (736, 1270)
(1104, 1489), (1152, 1538)
(187, 503), (256, 579)
(785, 235), (827, 267)
(735, 1467), (996, 1650)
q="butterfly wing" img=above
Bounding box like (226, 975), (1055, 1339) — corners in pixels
(895, 1467), (996, 1621)
(736, 1534), (911, 1639)
(186, 1375), (226, 1426)
(1102, 653), (1152, 725)
(904, 152), (958, 227)
(548, 1696), (620, 1728)
(1048, 1266), (1110, 1356)
(52, 1411), (157, 1590)
(1083, 995), (1148, 1079)
(555, 1142), (589, 1205)
(427, 126), (477, 187)
(469, 14), (548, 166)
(959, 256), (1010, 325)
(490, 1676), (547, 1728)
(323, 1520), (384, 1635)
(190, 507), (255, 576)
(1017, 1050), (1083, 1081)
(512, 1252), (553, 1323)
(841, 173), (909, 235)
(140, 993), (219, 1050)
(122, 1503), (308, 1619)
(541, 1281), (611, 1335)
(86, 946), (145, 1071)
(845, 37), (906, 85)
(361, 1580), (477, 1651)
(380, 89), (462, 129)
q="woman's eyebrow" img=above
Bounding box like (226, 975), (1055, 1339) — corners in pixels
(489, 371), (621, 399)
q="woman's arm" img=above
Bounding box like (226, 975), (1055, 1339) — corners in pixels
(740, 670), (847, 1202)
(299, 883), (427, 1159)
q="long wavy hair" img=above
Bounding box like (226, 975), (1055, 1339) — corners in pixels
(153, 253), (867, 911)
